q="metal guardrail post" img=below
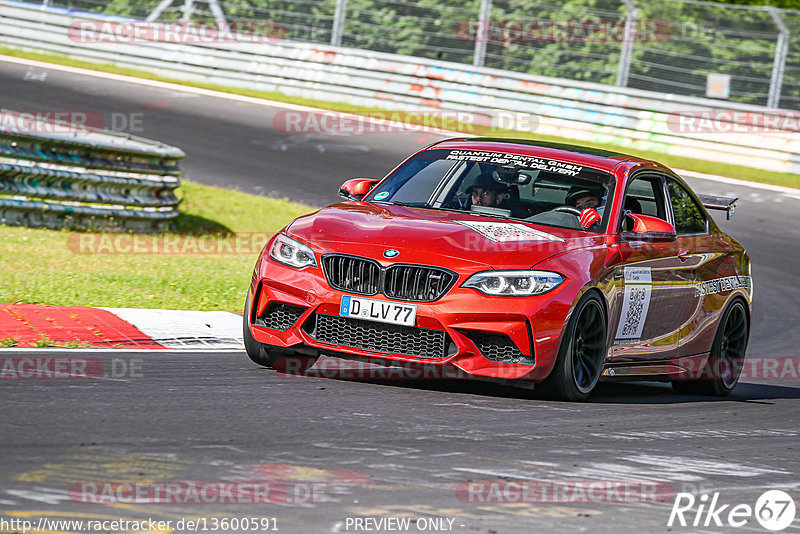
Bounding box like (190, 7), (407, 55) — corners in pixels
(206, 0), (226, 25)
(180, 0), (194, 21)
(5, 0), (800, 176)
(330, 0), (347, 47)
(146, 0), (174, 22)
(766, 7), (789, 109)
(473, 0), (492, 67)
(146, 0), (226, 25)
(616, 0), (637, 88)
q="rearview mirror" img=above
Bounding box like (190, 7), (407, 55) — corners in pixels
(492, 164), (532, 186)
(338, 178), (380, 201)
(619, 213), (677, 243)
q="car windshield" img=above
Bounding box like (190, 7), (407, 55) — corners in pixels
(365, 148), (616, 233)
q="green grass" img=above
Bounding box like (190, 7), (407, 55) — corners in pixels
(3, 46), (798, 190)
(1, 337), (19, 347)
(33, 335), (56, 348)
(0, 181), (315, 311)
(62, 340), (93, 348)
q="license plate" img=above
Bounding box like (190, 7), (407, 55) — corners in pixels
(339, 296), (416, 327)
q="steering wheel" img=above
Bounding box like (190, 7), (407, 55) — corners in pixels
(553, 206), (581, 217)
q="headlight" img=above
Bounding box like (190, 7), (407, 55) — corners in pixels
(269, 234), (317, 269)
(462, 270), (564, 296)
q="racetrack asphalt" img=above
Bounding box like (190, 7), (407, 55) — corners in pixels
(2, 57), (800, 533)
(1, 57), (797, 359)
(1, 350), (799, 533)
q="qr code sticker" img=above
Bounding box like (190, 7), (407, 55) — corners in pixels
(622, 287), (647, 336)
(615, 284), (652, 340)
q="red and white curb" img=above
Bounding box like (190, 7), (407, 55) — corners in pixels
(102, 308), (244, 349)
(0, 304), (243, 350)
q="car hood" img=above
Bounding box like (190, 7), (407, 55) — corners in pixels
(286, 202), (603, 271)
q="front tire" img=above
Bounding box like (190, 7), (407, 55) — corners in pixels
(540, 293), (607, 401)
(243, 295), (276, 368)
(672, 299), (749, 396)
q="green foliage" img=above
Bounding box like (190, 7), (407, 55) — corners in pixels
(54, 0), (800, 108)
(0, 337), (19, 347)
(705, 0), (800, 9)
(33, 335), (56, 348)
(0, 181), (314, 311)
(47, 0), (800, 107)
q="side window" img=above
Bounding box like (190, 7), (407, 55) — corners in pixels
(620, 175), (667, 230)
(667, 180), (707, 235)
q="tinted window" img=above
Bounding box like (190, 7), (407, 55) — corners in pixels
(366, 149), (615, 232)
(624, 177), (662, 218)
(668, 180), (707, 235)
(388, 159), (458, 203)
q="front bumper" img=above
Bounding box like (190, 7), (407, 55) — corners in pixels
(246, 258), (572, 382)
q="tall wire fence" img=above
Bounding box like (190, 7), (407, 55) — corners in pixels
(41, 0), (800, 109)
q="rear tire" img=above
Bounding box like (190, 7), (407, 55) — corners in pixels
(540, 293), (607, 401)
(672, 299), (749, 396)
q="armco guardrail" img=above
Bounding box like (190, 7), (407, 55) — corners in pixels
(1, 0), (798, 176)
(0, 109), (183, 232)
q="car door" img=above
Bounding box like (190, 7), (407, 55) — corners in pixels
(606, 172), (703, 365)
(663, 176), (717, 359)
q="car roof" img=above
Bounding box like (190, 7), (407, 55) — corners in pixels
(427, 137), (660, 173)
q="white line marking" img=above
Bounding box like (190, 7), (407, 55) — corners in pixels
(3, 56), (797, 194)
(676, 168), (800, 195)
(0, 55), (466, 137)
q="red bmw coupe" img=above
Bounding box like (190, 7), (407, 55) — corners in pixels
(244, 138), (752, 400)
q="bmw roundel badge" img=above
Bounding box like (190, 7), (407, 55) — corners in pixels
(383, 249), (399, 258)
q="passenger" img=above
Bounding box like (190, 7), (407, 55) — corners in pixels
(466, 174), (511, 209)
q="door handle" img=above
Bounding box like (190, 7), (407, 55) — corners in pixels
(678, 248), (690, 262)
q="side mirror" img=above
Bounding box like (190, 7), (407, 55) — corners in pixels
(619, 213), (677, 243)
(338, 178), (380, 201)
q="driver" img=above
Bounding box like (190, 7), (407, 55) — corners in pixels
(565, 186), (605, 230)
(466, 174), (511, 209)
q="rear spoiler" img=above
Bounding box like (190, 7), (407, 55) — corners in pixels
(697, 193), (738, 220)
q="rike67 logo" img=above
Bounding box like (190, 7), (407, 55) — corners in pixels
(669, 490), (796, 531)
